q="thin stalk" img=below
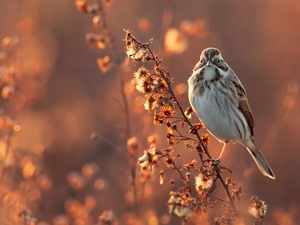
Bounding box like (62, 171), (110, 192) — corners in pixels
(95, 1), (136, 210)
(96, 0), (131, 139)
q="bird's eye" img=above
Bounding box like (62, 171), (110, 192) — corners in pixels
(217, 59), (222, 65)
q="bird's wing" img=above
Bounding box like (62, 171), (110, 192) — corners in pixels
(193, 61), (202, 72)
(231, 75), (255, 137)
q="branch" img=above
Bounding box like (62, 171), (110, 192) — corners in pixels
(124, 29), (238, 215)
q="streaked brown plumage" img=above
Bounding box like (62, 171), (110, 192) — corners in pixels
(188, 47), (275, 179)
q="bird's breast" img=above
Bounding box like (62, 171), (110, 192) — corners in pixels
(188, 76), (247, 142)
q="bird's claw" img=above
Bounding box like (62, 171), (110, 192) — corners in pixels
(213, 158), (221, 169)
(203, 158), (221, 170)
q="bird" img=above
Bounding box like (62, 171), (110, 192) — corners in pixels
(188, 47), (275, 179)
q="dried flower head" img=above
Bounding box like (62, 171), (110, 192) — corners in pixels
(86, 33), (104, 44)
(231, 186), (245, 201)
(134, 67), (150, 80)
(36, 174), (53, 191)
(124, 29), (149, 61)
(97, 38), (106, 49)
(184, 141), (194, 150)
(53, 215), (70, 225)
(153, 111), (164, 125)
(147, 134), (159, 144)
(2, 37), (13, 48)
(97, 56), (113, 73)
(248, 195), (268, 219)
(201, 134), (210, 145)
(102, 0), (114, 7)
(184, 106), (193, 119)
(82, 163), (99, 178)
(93, 15), (103, 27)
(127, 136), (138, 156)
(67, 172), (85, 190)
(84, 195), (97, 210)
(159, 170), (164, 185)
(75, 0), (88, 13)
(134, 67), (151, 93)
(138, 147), (157, 171)
(87, 4), (100, 14)
(2, 86), (15, 99)
(126, 41), (147, 61)
(99, 210), (117, 223)
(22, 161), (36, 179)
(195, 173), (213, 192)
(226, 177), (234, 187)
(167, 191), (195, 220)
(94, 179), (108, 191)
(144, 97), (156, 111)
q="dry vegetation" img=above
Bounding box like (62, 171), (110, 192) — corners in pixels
(0, 0), (299, 225)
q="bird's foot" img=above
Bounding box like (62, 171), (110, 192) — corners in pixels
(204, 158), (221, 170)
(189, 123), (204, 134)
(212, 158), (221, 169)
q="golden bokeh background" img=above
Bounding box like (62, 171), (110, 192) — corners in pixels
(0, 0), (299, 224)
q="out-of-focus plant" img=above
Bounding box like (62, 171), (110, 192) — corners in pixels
(0, 34), (53, 224)
(75, 0), (136, 223)
(75, 0), (131, 140)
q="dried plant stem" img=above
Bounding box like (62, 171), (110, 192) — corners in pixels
(164, 154), (186, 184)
(0, 53), (14, 183)
(113, 38), (138, 212)
(160, 0), (177, 43)
(209, 196), (230, 204)
(0, 131), (13, 182)
(116, 65), (131, 139)
(92, 1), (137, 211)
(96, 0), (131, 139)
(160, 0), (178, 61)
(128, 156), (138, 211)
(146, 47), (238, 215)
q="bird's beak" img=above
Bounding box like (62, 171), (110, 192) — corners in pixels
(206, 59), (213, 67)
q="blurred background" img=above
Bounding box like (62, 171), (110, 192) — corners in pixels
(0, 0), (299, 224)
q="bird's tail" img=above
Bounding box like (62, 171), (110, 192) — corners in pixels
(242, 140), (275, 180)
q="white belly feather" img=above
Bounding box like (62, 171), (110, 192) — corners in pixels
(188, 69), (249, 143)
